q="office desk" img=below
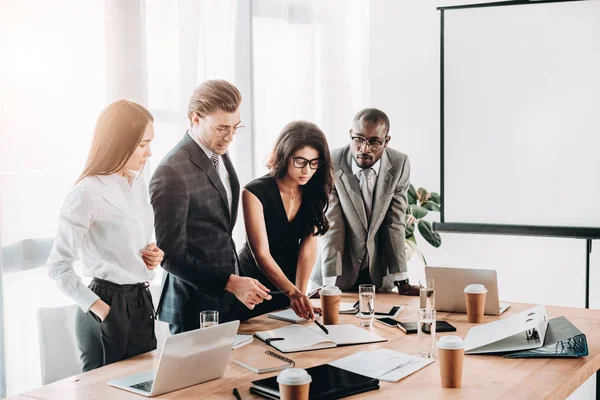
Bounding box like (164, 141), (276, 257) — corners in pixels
(17, 293), (600, 399)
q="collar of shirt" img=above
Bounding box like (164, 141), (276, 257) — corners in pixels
(96, 173), (133, 187)
(352, 157), (381, 177)
(187, 129), (218, 160)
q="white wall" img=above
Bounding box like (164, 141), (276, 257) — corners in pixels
(369, 0), (600, 309)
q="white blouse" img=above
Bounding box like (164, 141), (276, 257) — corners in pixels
(47, 174), (155, 311)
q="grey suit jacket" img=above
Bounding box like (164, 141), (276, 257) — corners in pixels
(149, 133), (240, 327)
(310, 145), (410, 291)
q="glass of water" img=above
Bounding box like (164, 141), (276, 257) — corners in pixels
(200, 310), (219, 328)
(419, 278), (435, 310)
(358, 284), (375, 327)
(417, 308), (436, 358)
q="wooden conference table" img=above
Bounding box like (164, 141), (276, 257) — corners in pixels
(12, 293), (600, 400)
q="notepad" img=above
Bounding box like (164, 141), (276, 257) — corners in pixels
(329, 349), (434, 382)
(233, 350), (295, 373)
(269, 303), (359, 324)
(232, 333), (254, 349)
(254, 324), (387, 353)
(268, 308), (308, 324)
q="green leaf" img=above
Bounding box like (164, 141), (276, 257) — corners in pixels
(422, 201), (441, 212)
(405, 221), (415, 238)
(430, 192), (440, 204)
(411, 205), (429, 219)
(418, 220), (442, 248)
(408, 184), (417, 205)
(417, 187), (428, 198)
(406, 235), (416, 243)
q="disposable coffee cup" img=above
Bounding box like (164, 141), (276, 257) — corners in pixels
(437, 336), (465, 388)
(464, 284), (487, 323)
(320, 286), (342, 325)
(277, 368), (312, 400)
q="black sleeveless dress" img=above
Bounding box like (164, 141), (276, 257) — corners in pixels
(237, 174), (312, 317)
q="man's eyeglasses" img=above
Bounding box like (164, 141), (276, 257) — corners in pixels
(292, 156), (322, 170)
(350, 131), (386, 151)
(205, 120), (245, 137)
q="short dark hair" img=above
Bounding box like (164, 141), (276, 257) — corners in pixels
(353, 108), (390, 135)
(267, 121), (333, 236)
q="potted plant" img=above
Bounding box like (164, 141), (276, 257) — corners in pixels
(405, 184), (442, 264)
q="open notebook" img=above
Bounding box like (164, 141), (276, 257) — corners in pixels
(255, 324), (386, 353)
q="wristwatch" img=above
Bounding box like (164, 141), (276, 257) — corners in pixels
(394, 279), (410, 287)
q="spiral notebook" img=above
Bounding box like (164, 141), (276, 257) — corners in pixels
(233, 350), (295, 374)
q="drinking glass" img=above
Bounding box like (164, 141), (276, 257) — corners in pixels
(419, 278), (435, 310)
(417, 308), (436, 358)
(200, 310), (219, 328)
(358, 284), (375, 327)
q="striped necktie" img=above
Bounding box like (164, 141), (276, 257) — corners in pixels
(210, 152), (219, 173)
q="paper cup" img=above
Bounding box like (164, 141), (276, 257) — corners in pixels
(277, 368), (311, 400)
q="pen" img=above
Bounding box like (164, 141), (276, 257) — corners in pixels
(233, 387), (242, 400)
(314, 318), (329, 335)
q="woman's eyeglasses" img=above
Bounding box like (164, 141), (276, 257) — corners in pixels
(292, 156), (322, 170)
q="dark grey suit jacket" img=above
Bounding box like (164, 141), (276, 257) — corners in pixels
(310, 145), (410, 291)
(149, 133), (240, 327)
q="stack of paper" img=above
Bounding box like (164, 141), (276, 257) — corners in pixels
(329, 349), (434, 382)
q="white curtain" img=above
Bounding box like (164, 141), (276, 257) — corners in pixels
(252, 0), (371, 174)
(0, 0), (240, 395)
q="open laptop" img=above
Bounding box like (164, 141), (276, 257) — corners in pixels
(108, 320), (239, 397)
(425, 266), (510, 316)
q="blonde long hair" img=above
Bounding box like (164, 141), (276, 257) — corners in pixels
(78, 99), (153, 183)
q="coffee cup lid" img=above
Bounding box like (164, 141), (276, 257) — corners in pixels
(437, 335), (465, 350)
(464, 284), (487, 294)
(277, 368), (312, 385)
(320, 285), (341, 296)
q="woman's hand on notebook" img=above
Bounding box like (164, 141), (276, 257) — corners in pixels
(288, 289), (316, 320)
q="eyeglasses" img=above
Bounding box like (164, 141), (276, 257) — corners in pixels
(205, 120), (245, 137)
(292, 156), (322, 170)
(350, 133), (386, 151)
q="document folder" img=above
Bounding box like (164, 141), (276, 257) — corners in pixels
(503, 316), (588, 358)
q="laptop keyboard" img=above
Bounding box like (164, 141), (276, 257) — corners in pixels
(131, 380), (153, 392)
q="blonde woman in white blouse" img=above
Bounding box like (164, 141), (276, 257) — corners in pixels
(47, 100), (164, 372)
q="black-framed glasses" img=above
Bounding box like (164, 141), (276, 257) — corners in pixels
(350, 136), (385, 151)
(292, 156), (322, 170)
(205, 120), (245, 137)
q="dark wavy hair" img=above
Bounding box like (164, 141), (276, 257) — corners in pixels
(267, 121), (333, 236)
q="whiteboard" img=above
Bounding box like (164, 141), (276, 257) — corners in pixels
(443, 0), (600, 228)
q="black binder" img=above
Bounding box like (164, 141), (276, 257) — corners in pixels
(249, 363), (380, 399)
(503, 316), (588, 358)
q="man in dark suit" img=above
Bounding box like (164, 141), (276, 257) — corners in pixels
(310, 108), (419, 295)
(150, 80), (271, 334)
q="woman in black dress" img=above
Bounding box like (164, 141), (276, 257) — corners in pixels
(238, 121), (333, 320)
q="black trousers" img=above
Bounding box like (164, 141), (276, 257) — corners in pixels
(168, 292), (291, 335)
(350, 267), (374, 291)
(75, 278), (157, 372)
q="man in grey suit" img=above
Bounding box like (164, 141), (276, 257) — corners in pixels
(150, 80), (271, 334)
(310, 108), (419, 295)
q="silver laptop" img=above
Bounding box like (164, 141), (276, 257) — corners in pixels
(425, 266), (510, 316)
(108, 320), (240, 397)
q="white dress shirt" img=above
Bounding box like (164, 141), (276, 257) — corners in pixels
(323, 158), (408, 286)
(187, 130), (233, 212)
(47, 174), (155, 311)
